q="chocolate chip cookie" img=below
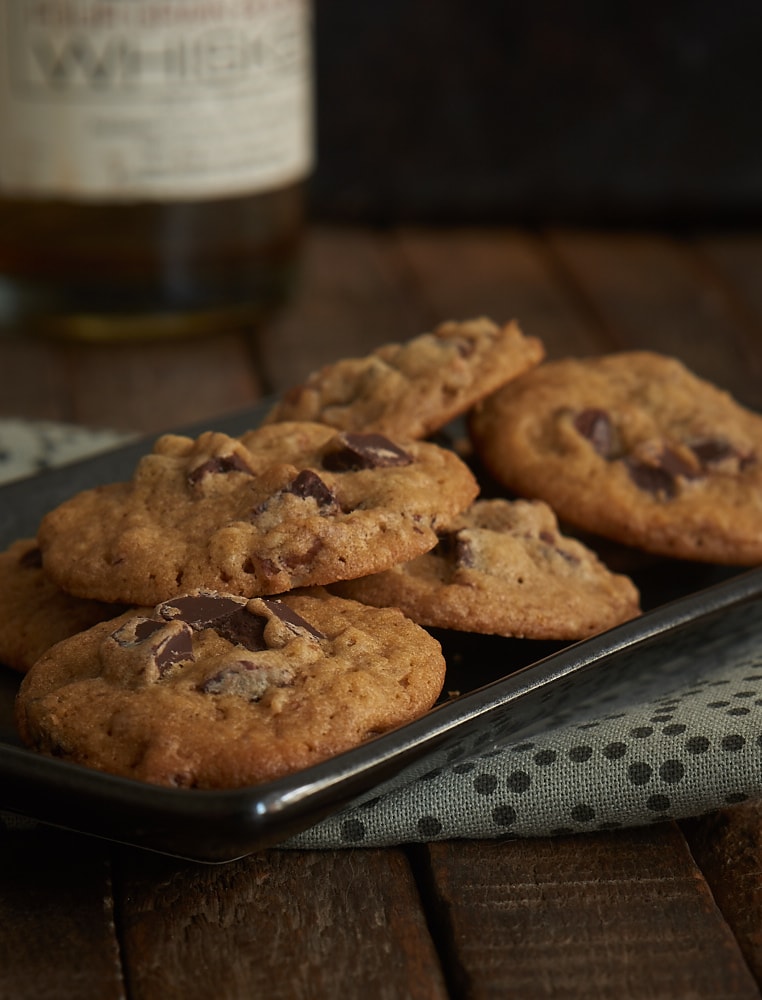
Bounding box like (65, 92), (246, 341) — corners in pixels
(15, 588), (447, 788)
(332, 499), (641, 639)
(0, 538), (122, 672)
(38, 422), (479, 605)
(469, 352), (762, 564)
(264, 317), (545, 439)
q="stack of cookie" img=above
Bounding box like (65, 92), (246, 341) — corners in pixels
(7, 317), (759, 790)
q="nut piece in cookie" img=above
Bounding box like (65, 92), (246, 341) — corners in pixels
(264, 317), (545, 439)
(332, 499), (641, 639)
(0, 538), (123, 672)
(15, 588), (447, 789)
(37, 421), (479, 606)
(469, 351), (762, 565)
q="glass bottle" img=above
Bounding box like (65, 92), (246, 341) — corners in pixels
(0, 0), (313, 340)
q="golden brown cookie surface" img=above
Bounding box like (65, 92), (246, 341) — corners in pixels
(15, 588), (446, 788)
(0, 538), (122, 672)
(469, 352), (762, 564)
(332, 499), (641, 639)
(38, 422), (479, 605)
(264, 317), (545, 439)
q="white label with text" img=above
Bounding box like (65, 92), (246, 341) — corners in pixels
(0, 0), (313, 200)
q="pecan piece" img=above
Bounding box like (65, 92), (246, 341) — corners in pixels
(199, 660), (294, 701)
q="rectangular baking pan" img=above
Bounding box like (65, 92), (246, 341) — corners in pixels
(1, 403), (760, 862)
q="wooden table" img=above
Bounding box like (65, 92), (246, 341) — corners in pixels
(1, 226), (762, 999)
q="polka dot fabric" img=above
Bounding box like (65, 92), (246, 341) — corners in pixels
(0, 419), (132, 485)
(286, 617), (762, 849)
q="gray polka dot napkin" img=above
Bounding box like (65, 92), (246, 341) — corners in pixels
(2, 420), (761, 849)
(0, 418), (133, 484)
(286, 608), (762, 847)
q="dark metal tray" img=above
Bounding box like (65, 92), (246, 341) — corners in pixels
(1, 404), (760, 862)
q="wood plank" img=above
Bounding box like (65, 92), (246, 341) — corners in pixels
(395, 227), (613, 357)
(697, 231), (762, 323)
(0, 331), (262, 434)
(62, 333), (263, 435)
(547, 230), (762, 409)
(0, 827), (124, 1000)
(0, 336), (73, 423)
(682, 802), (762, 986)
(116, 847), (447, 1000)
(259, 226), (426, 394)
(696, 234), (762, 399)
(698, 234), (762, 325)
(420, 827), (761, 1000)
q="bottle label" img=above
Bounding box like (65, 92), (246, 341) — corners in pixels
(0, 0), (313, 200)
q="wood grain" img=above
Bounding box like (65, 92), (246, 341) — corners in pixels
(116, 847), (447, 1000)
(547, 230), (762, 408)
(420, 828), (761, 1000)
(0, 331), (262, 434)
(395, 227), (612, 357)
(260, 226), (426, 394)
(0, 827), (124, 1000)
(682, 802), (762, 986)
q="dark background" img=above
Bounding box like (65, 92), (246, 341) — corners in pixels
(309, 0), (762, 226)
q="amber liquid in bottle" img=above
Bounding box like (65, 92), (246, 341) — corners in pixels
(0, 184), (305, 340)
(0, 0), (312, 341)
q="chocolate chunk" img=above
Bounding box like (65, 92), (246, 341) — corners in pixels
(434, 531), (476, 568)
(573, 408), (615, 458)
(199, 660), (294, 701)
(215, 608), (269, 651)
(690, 438), (735, 465)
(322, 432), (413, 472)
(157, 592), (246, 629)
(433, 532), (455, 559)
(625, 444), (701, 499)
(252, 469), (338, 517)
(112, 617), (166, 646)
(18, 546), (43, 569)
(689, 437), (755, 470)
(211, 599), (324, 648)
(111, 617), (194, 675)
(454, 536), (476, 568)
(625, 459), (678, 499)
(284, 469), (337, 509)
(657, 446), (702, 480)
(188, 452), (254, 486)
(262, 598), (326, 639)
(152, 628), (195, 675)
